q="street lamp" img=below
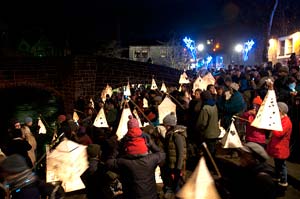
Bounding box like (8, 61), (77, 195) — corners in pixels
(235, 44), (243, 53)
(197, 43), (204, 51)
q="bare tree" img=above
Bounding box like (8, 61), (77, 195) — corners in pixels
(162, 32), (190, 70)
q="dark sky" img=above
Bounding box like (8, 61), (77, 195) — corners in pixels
(1, 0), (300, 48)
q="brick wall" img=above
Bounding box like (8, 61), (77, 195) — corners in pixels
(0, 56), (181, 113)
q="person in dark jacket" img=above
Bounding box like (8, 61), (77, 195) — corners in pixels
(81, 144), (116, 199)
(195, 90), (220, 156)
(6, 129), (33, 168)
(162, 112), (187, 196)
(220, 83), (246, 130)
(274, 66), (292, 103)
(106, 147), (165, 199)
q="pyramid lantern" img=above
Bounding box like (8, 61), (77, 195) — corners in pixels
(179, 71), (190, 84)
(101, 84), (113, 102)
(38, 118), (47, 134)
(151, 78), (158, 90)
(160, 82), (167, 93)
(116, 107), (132, 140)
(221, 120), (243, 148)
(193, 76), (203, 93)
(89, 98), (94, 109)
(251, 89), (282, 131)
(124, 82), (131, 97)
(176, 157), (221, 199)
(202, 72), (215, 86)
(133, 109), (143, 127)
(93, 108), (109, 128)
(143, 97), (149, 108)
(158, 96), (176, 124)
(73, 111), (80, 123)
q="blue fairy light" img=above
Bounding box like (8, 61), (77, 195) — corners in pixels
(243, 40), (255, 61)
(183, 36), (197, 60)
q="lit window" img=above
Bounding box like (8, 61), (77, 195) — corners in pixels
(160, 49), (167, 58)
(141, 50), (148, 58)
(279, 40), (285, 56)
(286, 38), (293, 55)
(134, 50), (141, 58)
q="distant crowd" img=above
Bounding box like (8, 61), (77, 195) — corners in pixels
(0, 56), (300, 199)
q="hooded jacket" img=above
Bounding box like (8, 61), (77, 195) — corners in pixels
(196, 100), (220, 140)
(164, 125), (187, 170)
(267, 115), (292, 159)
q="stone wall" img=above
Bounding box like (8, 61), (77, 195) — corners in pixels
(0, 56), (181, 113)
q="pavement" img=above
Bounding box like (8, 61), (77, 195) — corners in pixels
(215, 144), (300, 199)
(267, 158), (300, 190)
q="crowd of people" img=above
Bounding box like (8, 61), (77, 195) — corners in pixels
(0, 59), (299, 199)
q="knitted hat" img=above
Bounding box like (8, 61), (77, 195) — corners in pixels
(277, 102), (288, 114)
(87, 144), (101, 158)
(252, 96), (263, 105)
(127, 115), (140, 129)
(0, 154), (29, 174)
(163, 112), (177, 126)
(241, 142), (269, 162)
(24, 117), (33, 123)
(57, 115), (66, 123)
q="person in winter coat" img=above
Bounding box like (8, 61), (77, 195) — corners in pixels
(241, 95), (267, 147)
(220, 83), (246, 129)
(81, 144), (116, 199)
(106, 145), (165, 199)
(119, 116), (149, 157)
(21, 117), (37, 167)
(267, 102), (292, 187)
(195, 90), (220, 157)
(6, 129), (33, 168)
(162, 112), (187, 196)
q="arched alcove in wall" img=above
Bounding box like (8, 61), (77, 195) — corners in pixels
(0, 85), (64, 150)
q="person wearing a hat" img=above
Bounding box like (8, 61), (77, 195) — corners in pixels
(274, 65), (291, 103)
(267, 102), (292, 187)
(219, 81), (247, 130)
(82, 144), (114, 199)
(241, 95), (267, 147)
(21, 116), (37, 167)
(119, 115), (150, 157)
(162, 112), (187, 197)
(195, 90), (220, 156)
(106, 132), (165, 199)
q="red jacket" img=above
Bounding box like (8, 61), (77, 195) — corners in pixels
(242, 111), (266, 144)
(123, 128), (148, 155)
(267, 115), (292, 159)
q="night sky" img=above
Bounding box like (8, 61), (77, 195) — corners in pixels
(1, 0), (300, 49)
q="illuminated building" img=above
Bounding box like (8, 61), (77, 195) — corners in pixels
(268, 31), (300, 64)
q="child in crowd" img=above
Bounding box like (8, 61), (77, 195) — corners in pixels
(120, 116), (149, 157)
(242, 95), (267, 147)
